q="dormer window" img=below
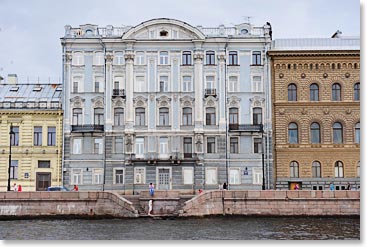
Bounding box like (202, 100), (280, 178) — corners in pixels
(160, 30), (168, 37)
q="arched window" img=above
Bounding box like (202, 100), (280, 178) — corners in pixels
(135, 107), (145, 126)
(355, 122), (360, 144)
(182, 107), (192, 126)
(253, 107), (262, 125)
(334, 161), (344, 178)
(354, 83), (360, 101)
(288, 84), (297, 101)
(206, 107), (216, 125)
(312, 161), (321, 178)
(229, 108), (239, 126)
(332, 83), (341, 101)
(159, 107), (169, 126)
(114, 108), (124, 126)
(333, 122), (343, 144)
(288, 123), (298, 144)
(290, 161), (299, 178)
(310, 83), (319, 101)
(310, 122), (321, 144)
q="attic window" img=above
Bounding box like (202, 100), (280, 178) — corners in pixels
(240, 29), (248, 35)
(85, 29), (93, 35)
(160, 30), (168, 37)
(33, 86), (42, 92)
(10, 86), (19, 92)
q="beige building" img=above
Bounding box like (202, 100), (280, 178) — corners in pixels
(0, 76), (63, 191)
(268, 34), (360, 190)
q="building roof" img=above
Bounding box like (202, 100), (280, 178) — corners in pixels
(271, 37), (360, 51)
(0, 83), (62, 109)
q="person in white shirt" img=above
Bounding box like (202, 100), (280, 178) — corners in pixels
(13, 183), (18, 191)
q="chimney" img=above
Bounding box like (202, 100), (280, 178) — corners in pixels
(8, 74), (18, 84)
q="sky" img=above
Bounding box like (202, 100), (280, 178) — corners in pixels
(0, 0), (361, 83)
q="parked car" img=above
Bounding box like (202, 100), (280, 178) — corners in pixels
(46, 186), (70, 191)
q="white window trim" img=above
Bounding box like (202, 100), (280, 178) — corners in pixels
(93, 51), (104, 66)
(114, 51), (124, 65)
(250, 106), (264, 125)
(134, 167), (146, 184)
(135, 51), (146, 65)
(251, 74), (263, 92)
(113, 168), (125, 184)
(182, 167), (194, 185)
(71, 168), (83, 185)
(134, 75), (146, 92)
(159, 51), (169, 65)
(205, 74), (216, 89)
(72, 51), (84, 66)
(157, 73), (170, 92)
(252, 167), (262, 185)
(205, 167), (218, 185)
(72, 138), (82, 154)
(135, 137), (145, 158)
(92, 168), (103, 184)
(229, 167), (241, 185)
(182, 75), (193, 92)
(252, 51), (262, 65)
(228, 75), (239, 92)
(72, 74), (84, 92)
(252, 136), (263, 154)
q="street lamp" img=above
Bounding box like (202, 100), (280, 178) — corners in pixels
(8, 124), (15, 191)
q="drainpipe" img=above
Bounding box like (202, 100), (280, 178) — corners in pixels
(61, 40), (66, 187)
(224, 39), (229, 189)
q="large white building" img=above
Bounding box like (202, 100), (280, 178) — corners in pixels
(61, 18), (273, 193)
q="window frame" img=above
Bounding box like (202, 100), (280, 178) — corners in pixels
(288, 123), (298, 144)
(288, 83), (297, 101)
(332, 83), (341, 101)
(228, 51), (238, 66)
(47, 127), (56, 146)
(205, 51), (215, 65)
(290, 161), (299, 178)
(182, 51), (192, 65)
(252, 51), (261, 65)
(310, 83), (319, 101)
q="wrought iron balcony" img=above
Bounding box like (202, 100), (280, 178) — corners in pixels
(204, 88), (217, 97)
(112, 89), (126, 98)
(71, 124), (104, 132)
(229, 124), (263, 132)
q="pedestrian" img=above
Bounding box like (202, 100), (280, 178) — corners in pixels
(223, 182), (228, 190)
(294, 184), (299, 190)
(198, 188), (203, 194)
(148, 199), (153, 216)
(329, 182), (335, 191)
(72, 185), (79, 191)
(149, 182), (155, 196)
(17, 184), (22, 192)
(346, 183), (351, 190)
(13, 183), (18, 192)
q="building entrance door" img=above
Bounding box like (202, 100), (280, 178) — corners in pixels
(36, 172), (51, 191)
(157, 168), (171, 190)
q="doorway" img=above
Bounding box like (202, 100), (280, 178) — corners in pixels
(36, 172), (51, 191)
(157, 168), (171, 190)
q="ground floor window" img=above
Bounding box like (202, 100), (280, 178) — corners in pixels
(205, 168), (217, 185)
(252, 167), (262, 185)
(93, 168), (103, 184)
(229, 168), (241, 184)
(71, 168), (82, 185)
(114, 168), (124, 184)
(182, 167), (194, 185)
(134, 167), (145, 184)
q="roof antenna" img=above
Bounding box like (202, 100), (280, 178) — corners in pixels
(242, 16), (253, 24)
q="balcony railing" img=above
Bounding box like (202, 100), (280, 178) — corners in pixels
(112, 89), (125, 98)
(229, 124), (263, 132)
(205, 88), (217, 97)
(71, 124), (104, 132)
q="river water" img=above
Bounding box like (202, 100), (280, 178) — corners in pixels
(0, 216), (359, 240)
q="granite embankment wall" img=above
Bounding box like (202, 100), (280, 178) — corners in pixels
(181, 190), (360, 217)
(0, 192), (138, 218)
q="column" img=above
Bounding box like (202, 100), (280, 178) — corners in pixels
(105, 52), (113, 131)
(217, 52), (226, 129)
(124, 50), (135, 132)
(193, 50), (204, 130)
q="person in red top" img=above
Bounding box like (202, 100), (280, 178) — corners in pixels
(18, 184), (22, 192)
(72, 185), (79, 191)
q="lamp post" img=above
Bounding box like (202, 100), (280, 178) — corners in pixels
(8, 124), (14, 191)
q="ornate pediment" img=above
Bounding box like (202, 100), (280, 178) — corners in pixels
(249, 96), (265, 107)
(156, 95), (171, 107)
(112, 97), (126, 107)
(70, 96), (85, 108)
(133, 96), (148, 107)
(180, 95), (195, 107)
(227, 96), (241, 107)
(91, 96), (104, 108)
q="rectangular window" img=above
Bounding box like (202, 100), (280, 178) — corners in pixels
(183, 167), (194, 185)
(206, 51), (215, 65)
(95, 76), (103, 93)
(73, 81), (79, 93)
(136, 51), (145, 65)
(135, 137), (144, 158)
(206, 108), (216, 125)
(47, 127), (56, 146)
(114, 137), (124, 154)
(73, 108), (82, 125)
(206, 76), (214, 89)
(94, 138), (103, 154)
(160, 51), (169, 65)
(34, 126), (42, 146)
(73, 138), (82, 154)
(183, 137), (192, 158)
(252, 51), (261, 65)
(159, 108), (169, 126)
(135, 76), (145, 92)
(11, 126), (19, 146)
(94, 108), (104, 125)
(94, 52), (104, 65)
(10, 160), (18, 179)
(254, 138), (262, 153)
(134, 167), (145, 184)
(230, 137), (238, 153)
(72, 52), (84, 65)
(229, 51), (238, 65)
(205, 168), (217, 185)
(38, 160), (50, 168)
(252, 76), (262, 92)
(135, 108), (146, 126)
(228, 76), (238, 92)
(71, 168), (82, 185)
(253, 168), (262, 185)
(93, 168), (103, 184)
(230, 168), (241, 184)
(114, 169), (124, 184)
(182, 51), (192, 65)
(182, 76), (192, 92)
(207, 137), (216, 153)
(114, 108), (124, 126)
(182, 108), (192, 126)
(159, 76), (168, 92)
(114, 52), (124, 65)
(160, 137), (169, 157)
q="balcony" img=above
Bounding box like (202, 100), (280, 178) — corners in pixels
(71, 124), (104, 132)
(112, 89), (125, 98)
(229, 124), (263, 132)
(205, 89), (217, 97)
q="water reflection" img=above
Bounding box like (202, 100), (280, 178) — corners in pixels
(0, 216), (359, 240)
